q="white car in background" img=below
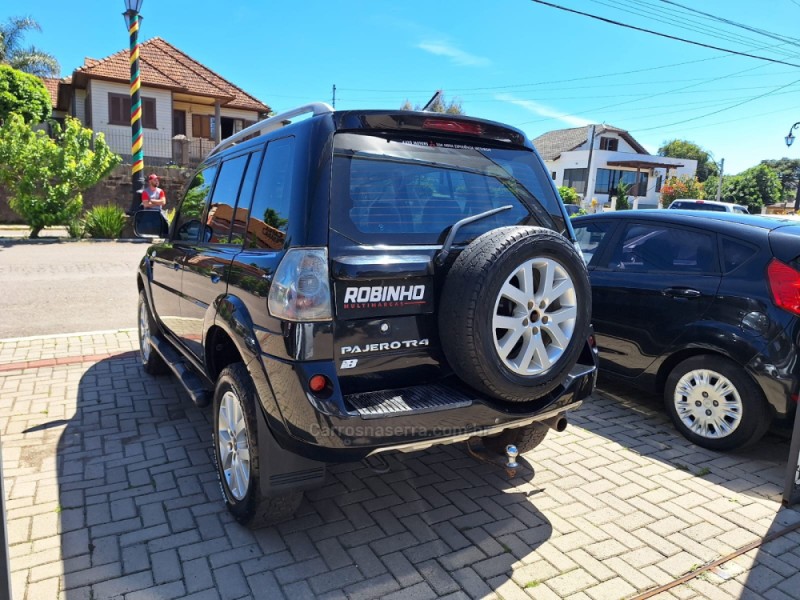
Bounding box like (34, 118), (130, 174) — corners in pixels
(667, 199), (749, 214)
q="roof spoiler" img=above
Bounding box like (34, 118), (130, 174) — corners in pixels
(208, 102), (333, 157)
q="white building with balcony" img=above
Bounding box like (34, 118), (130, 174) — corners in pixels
(533, 125), (697, 209)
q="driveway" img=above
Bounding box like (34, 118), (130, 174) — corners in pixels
(1, 330), (799, 600)
(0, 240), (147, 338)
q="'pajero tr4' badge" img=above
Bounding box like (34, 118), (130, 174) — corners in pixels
(341, 339), (430, 355)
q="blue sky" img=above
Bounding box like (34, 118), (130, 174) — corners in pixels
(8, 0), (800, 174)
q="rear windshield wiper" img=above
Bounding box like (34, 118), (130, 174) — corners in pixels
(435, 205), (513, 266)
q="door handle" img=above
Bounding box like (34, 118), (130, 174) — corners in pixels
(662, 287), (701, 298)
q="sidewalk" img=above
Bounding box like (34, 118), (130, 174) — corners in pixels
(1, 330), (799, 600)
(0, 225), (69, 240)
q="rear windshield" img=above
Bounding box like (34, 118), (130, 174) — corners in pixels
(671, 201), (726, 212)
(330, 133), (565, 245)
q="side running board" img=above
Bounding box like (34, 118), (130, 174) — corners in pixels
(149, 337), (212, 408)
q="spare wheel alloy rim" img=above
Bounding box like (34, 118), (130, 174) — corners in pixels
(673, 369), (743, 438)
(492, 257), (577, 375)
(217, 390), (251, 500)
(139, 301), (151, 363)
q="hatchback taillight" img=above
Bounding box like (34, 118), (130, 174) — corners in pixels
(268, 248), (332, 321)
(767, 258), (800, 316)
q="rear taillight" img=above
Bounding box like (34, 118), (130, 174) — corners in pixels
(767, 258), (800, 316)
(268, 248), (332, 321)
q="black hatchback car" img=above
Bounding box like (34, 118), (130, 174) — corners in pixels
(572, 210), (800, 450)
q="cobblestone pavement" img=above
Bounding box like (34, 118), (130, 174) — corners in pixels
(1, 331), (799, 600)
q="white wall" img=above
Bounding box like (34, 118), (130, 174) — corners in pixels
(74, 89), (86, 123)
(88, 80), (173, 159)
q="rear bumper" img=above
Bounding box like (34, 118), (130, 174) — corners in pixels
(746, 320), (800, 418)
(257, 340), (598, 462)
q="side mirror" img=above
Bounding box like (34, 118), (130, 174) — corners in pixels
(133, 210), (169, 238)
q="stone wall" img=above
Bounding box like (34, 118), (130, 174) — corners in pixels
(0, 164), (194, 223)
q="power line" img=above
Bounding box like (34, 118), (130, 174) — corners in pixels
(632, 77), (800, 132)
(593, 0), (800, 57)
(528, 0), (800, 68)
(656, 0), (800, 49)
(515, 62), (770, 126)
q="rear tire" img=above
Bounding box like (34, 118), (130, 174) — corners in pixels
(482, 423), (549, 455)
(138, 290), (169, 375)
(213, 363), (302, 528)
(664, 355), (771, 451)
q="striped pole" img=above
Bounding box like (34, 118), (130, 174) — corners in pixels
(126, 10), (145, 214)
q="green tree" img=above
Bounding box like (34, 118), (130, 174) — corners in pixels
(401, 92), (464, 114)
(718, 164), (781, 213)
(0, 16), (59, 77)
(760, 158), (800, 202)
(615, 181), (631, 210)
(557, 186), (580, 205)
(0, 64), (50, 123)
(0, 114), (121, 237)
(658, 139), (718, 182)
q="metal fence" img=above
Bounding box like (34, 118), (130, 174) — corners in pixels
(98, 130), (216, 167)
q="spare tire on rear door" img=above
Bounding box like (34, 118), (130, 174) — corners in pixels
(439, 226), (591, 403)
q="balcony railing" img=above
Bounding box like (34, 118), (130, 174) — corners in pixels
(98, 130), (216, 167)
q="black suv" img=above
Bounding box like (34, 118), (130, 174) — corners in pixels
(134, 104), (597, 527)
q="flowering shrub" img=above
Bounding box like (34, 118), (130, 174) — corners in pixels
(660, 176), (705, 205)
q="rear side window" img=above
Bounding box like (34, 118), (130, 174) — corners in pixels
(573, 220), (614, 266)
(721, 237), (758, 273)
(246, 137), (294, 250)
(330, 133), (564, 245)
(607, 223), (717, 273)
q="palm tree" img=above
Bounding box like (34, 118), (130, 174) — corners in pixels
(0, 16), (59, 78)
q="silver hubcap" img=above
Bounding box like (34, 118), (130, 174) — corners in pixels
(138, 301), (151, 363)
(673, 369), (743, 439)
(492, 257), (577, 375)
(217, 391), (250, 501)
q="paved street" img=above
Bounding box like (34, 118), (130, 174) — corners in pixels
(1, 330), (799, 600)
(0, 241), (147, 338)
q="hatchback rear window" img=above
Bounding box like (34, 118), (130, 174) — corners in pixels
(671, 201), (726, 212)
(330, 133), (564, 245)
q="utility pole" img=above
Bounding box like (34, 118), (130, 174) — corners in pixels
(585, 125), (597, 210)
(332, 84), (336, 109)
(716, 158), (724, 201)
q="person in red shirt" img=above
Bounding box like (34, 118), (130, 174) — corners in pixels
(141, 173), (167, 211)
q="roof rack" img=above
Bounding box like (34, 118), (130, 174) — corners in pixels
(208, 102), (333, 157)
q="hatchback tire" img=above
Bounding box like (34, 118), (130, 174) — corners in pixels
(213, 363), (302, 528)
(664, 355), (771, 451)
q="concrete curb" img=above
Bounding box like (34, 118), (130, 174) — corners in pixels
(0, 237), (149, 244)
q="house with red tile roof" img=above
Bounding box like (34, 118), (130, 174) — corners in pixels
(47, 37), (270, 166)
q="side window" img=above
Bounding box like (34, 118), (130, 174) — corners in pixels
(246, 137), (295, 250)
(607, 223), (717, 273)
(206, 154), (250, 243)
(229, 150), (263, 246)
(173, 164), (217, 243)
(721, 237), (758, 273)
(572, 221), (614, 266)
